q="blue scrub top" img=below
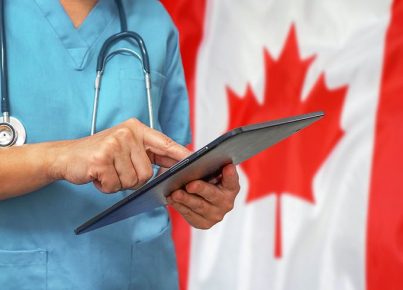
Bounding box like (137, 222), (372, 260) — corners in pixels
(0, 0), (191, 289)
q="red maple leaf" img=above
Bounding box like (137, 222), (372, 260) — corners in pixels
(226, 25), (347, 258)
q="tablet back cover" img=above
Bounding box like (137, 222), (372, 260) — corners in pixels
(75, 112), (323, 234)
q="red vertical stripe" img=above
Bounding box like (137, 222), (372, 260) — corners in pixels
(367, 0), (403, 288)
(161, 0), (207, 134)
(161, 1), (207, 290)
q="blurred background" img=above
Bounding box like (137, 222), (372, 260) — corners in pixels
(160, 1), (403, 289)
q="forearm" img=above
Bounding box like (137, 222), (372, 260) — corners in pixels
(0, 142), (57, 200)
(0, 119), (191, 200)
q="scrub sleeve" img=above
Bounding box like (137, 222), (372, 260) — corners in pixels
(0, 0), (190, 289)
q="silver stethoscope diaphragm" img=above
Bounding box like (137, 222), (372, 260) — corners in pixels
(0, 122), (15, 146)
(0, 0), (26, 148)
(0, 0), (151, 146)
(0, 116), (26, 147)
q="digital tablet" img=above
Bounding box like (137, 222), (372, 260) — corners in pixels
(75, 111), (324, 234)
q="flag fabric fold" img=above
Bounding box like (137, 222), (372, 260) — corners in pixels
(161, 0), (403, 289)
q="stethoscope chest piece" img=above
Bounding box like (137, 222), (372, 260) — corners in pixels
(0, 116), (26, 147)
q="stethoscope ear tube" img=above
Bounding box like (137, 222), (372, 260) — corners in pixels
(96, 31), (151, 74)
(0, 0), (152, 144)
(91, 28), (154, 135)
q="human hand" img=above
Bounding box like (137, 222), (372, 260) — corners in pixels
(167, 164), (240, 229)
(49, 118), (191, 193)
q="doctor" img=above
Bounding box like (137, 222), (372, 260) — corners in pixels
(0, 0), (240, 289)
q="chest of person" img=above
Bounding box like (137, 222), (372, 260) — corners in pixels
(4, 1), (168, 143)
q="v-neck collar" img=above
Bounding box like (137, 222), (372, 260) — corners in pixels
(34, 0), (117, 70)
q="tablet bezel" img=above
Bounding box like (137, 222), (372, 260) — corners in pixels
(75, 111), (324, 234)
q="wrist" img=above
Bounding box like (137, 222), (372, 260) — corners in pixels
(44, 140), (70, 182)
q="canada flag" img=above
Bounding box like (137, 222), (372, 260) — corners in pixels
(161, 0), (403, 290)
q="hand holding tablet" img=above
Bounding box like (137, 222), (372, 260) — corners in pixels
(75, 111), (324, 234)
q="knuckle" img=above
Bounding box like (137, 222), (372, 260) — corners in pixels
(126, 118), (139, 126)
(132, 175), (139, 186)
(126, 118), (142, 129)
(129, 178), (139, 189)
(123, 184), (135, 190)
(198, 221), (213, 230)
(99, 187), (109, 194)
(137, 167), (153, 184)
(213, 213), (224, 224)
(99, 177), (121, 194)
(181, 206), (192, 218)
(176, 190), (186, 202)
(101, 185), (115, 194)
(105, 136), (120, 149)
(146, 166), (154, 179)
(136, 174), (148, 185)
(120, 182), (129, 190)
(125, 171), (139, 188)
(91, 153), (109, 166)
(96, 141), (119, 161)
(86, 168), (96, 181)
(114, 127), (132, 141)
(224, 200), (234, 212)
(122, 178), (136, 189)
(194, 200), (205, 212)
(104, 182), (119, 193)
(162, 136), (175, 150)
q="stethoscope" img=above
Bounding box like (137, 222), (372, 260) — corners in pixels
(0, 0), (154, 147)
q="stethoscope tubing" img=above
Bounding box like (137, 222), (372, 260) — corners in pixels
(0, 0), (154, 146)
(90, 1), (154, 135)
(90, 47), (154, 135)
(96, 31), (151, 74)
(0, 0), (27, 147)
(0, 0), (9, 116)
